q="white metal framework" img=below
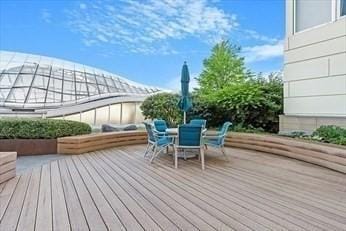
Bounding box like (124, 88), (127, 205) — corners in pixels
(0, 51), (163, 124)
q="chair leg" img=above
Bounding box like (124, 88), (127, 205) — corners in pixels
(221, 146), (228, 161)
(144, 143), (150, 157)
(183, 150), (187, 160)
(150, 146), (157, 163)
(174, 147), (178, 169)
(204, 144), (208, 150)
(166, 146), (169, 154)
(200, 147), (205, 170)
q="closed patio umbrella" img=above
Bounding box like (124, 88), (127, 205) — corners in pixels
(178, 61), (192, 124)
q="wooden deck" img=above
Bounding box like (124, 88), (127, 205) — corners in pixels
(1, 145), (346, 231)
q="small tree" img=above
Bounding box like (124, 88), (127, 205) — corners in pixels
(140, 93), (182, 127)
(197, 40), (251, 100)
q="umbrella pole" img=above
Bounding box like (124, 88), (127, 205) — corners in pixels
(183, 112), (186, 124)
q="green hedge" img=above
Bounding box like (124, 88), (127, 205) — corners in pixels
(312, 125), (346, 145)
(0, 118), (91, 139)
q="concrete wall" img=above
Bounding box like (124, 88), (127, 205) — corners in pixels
(282, 0), (346, 133)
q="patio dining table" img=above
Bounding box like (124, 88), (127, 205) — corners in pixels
(166, 128), (207, 136)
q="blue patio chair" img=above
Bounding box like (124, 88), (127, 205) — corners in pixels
(174, 124), (205, 170)
(189, 119), (207, 128)
(153, 119), (168, 134)
(143, 122), (173, 163)
(143, 122), (156, 157)
(204, 121), (232, 160)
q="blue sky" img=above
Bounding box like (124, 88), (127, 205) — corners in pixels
(0, 0), (284, 90)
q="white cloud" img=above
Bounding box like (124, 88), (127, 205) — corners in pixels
(166, 73), (199, 92)
(241, 29), (279, 44)
(41, 9), (52, 23)
(66, 0), (237, 54)
(242, 40), (284, 63)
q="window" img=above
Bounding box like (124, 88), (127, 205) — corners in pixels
(27, 88), (47, 103)
(342, 0), (346, 16)
(109, 104), (121, 124)
(7, 87), (29, 102)
(121, 103), (136, 124)
(81, 110), (95, 124)
(95, 106), (109, 125)
(64, 113), (81, 122)
(295, 0), (332, 32)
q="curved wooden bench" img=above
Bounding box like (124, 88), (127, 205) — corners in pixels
(57, 130), (346, 174)
(57, 130), (147, 155)
(0, 152), (17, 184)
(225, 133), (346, 174)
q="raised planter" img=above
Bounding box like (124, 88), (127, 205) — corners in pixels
(0, 139), (57, 156)
(225, 132), (346, 174)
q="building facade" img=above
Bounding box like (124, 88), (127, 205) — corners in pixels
(281, 0), (346, 133)
(0, 51), (163, 125)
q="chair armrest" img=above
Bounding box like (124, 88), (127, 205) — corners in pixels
(153, 129), (167, 136)
(203, 135), (220, 139)
(204, 130), (219, 136)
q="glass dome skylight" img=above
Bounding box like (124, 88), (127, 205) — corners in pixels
(0, 51), (161, 109)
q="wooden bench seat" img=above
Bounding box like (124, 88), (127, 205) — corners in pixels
(225, 133), (346, 174)
(58, 130), (147, 154)
(0, 152), (17, 184)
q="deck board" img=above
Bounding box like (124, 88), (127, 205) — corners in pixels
(0, 172), (31, 230)
(58, 159), (89, 231)
(35, 164), (52, 231)
(97, 152), (199, 231)
(93, 153), (179, 231)
(0, 176), (19, 221)
(16, 168), (41, 231)
(64, 157), (107, 231)
(1, 145), (346, 231)
(79, 154), (147, 231)
(50, 161), (70, 231)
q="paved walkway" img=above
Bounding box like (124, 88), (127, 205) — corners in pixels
(1, 145), (346, 230)
(16, 154), (63, 174)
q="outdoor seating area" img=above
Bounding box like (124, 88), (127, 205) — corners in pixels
(144, 119), (231, 170)
(1, 144), (346, 231)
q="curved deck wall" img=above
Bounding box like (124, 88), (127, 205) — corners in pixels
(57, 131), (346, 174)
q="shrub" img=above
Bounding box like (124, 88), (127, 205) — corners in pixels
(0, 118), (91, 139)
(140, 93), (183, 127)
(192, 75), (283, 132)
(312, 125), (346, 145)
(195, 40), (283, 133)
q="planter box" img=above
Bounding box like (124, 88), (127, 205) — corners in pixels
(0, 139), (57, 156)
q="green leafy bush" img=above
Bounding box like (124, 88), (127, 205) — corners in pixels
(0, 118), (91, 139)
(194, 40), (283, 133)
(140, 93), (183, 127)
(312, 125), (346, 145)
